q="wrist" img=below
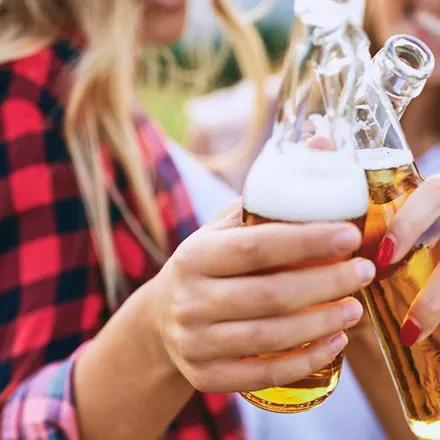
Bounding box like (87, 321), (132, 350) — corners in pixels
(75, 277), (194, 439)
(128, 276), (187, 388)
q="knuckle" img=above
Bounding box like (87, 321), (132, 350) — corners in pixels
(245, 323), (282, 354)
(415, 295), (440, 325)
(171, 289), (196, 326)
(259, 282), (285, 313)
(394, 213), (416, 238)
(302, 350), (316, 378)
(171, 303), (192, 327)
(260, 330), (283, 354)
(259, 359), (281, 388)
(392, 218), (409, 238)
(304, 345), (328, 375)
(234, 235), (263, 264)
(168, 324), (197, 360)
(307, 307), (342, 339)
(172, 244), (192, 274)
(332, 262), (352, 292)
(187, 368), (210, 392)
(325, 305), (346, 331)
(171, 255), (187, 278)
(295, 231), (312, 258)
(246, 323), (266, 347)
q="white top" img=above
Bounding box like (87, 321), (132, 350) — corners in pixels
(168, 141), (386, 440)
(168, 140), (237, 224)
(417, 144), (440, 178)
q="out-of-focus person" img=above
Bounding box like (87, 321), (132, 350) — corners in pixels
(366, 0), (440, 167)
(186, 75), (281, 190)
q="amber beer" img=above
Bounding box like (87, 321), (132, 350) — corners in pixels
(240, 144), (369, 413)
(240, 212), (355, 414)
(358, 147), (440, 439)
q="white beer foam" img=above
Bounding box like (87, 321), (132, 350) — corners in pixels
(295, 0), (355, 28)
(357, 147), (414, 171)
(243, 141), (369, 222)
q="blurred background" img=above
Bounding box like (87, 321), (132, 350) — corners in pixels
(143, 0), (293, 145)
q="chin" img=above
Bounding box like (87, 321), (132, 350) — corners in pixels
(142, 8), (187, 45)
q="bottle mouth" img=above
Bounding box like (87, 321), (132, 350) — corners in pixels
(385, 34), (435, 81)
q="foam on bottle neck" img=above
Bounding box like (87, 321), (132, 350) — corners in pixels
(357, 147), (414, 171)
(243, 141), (369, 222)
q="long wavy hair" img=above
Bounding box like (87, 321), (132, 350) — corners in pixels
(0, 0), (270, 309)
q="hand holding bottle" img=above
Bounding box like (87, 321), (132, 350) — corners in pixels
(376, 176), (440, 346)
(152, 202), (372, 393)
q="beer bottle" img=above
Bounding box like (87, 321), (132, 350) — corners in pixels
(240, 0), (369, 414)
(355, 29), (440, 440)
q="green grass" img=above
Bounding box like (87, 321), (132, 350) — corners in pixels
(141, 87), (194, 145)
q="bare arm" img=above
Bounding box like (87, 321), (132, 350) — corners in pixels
(75, 282), (193, 440)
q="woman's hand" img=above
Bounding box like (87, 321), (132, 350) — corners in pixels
(75, 202), (375, 440)
(151, 202), (375, 393)
(375, 175), (440, 346)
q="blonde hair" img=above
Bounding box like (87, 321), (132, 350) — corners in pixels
(0, 0), (270, 309)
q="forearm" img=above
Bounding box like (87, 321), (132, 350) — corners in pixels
(74, 282), (194, 440)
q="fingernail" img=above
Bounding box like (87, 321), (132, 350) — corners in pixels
(375, 235), (397, 269)
(332, 228), (361, 254)
(355, 259), (376, 285)
(400, 318), (422, 347)
(342, 299), (363, 326)
(328, 333), (348, 355)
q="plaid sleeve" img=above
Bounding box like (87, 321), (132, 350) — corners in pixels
(1, 353), (80, 440)
(0, 44), (243, 440)
(0, 46), (97, 440)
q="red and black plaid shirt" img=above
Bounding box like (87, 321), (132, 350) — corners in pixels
(0, 41), (243, 439)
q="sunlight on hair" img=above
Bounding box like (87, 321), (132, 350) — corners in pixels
(0, 0), (271, 309)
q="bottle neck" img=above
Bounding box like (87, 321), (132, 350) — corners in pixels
(274, 21), (362, 152)
(373, 35), (434, 120)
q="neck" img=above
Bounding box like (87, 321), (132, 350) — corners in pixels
(402, 87), (440, 159)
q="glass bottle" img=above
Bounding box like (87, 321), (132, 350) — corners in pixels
(374, 34), (434, 120)
(354, 29), (440, 440)
(240, 0), (369, 414)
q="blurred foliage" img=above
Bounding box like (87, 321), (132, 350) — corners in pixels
(216, 21), (290, 87)
(143, 22), (290, 144)
(141, 86), (191, 144)
(172, 22), (289, 88)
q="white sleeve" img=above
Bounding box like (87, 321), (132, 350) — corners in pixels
(416, 144), (440, 178)
(167, 140), (238, 225)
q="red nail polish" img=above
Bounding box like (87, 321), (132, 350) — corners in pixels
(375, 235), (396, 269)
(400, 319), (422, 347)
